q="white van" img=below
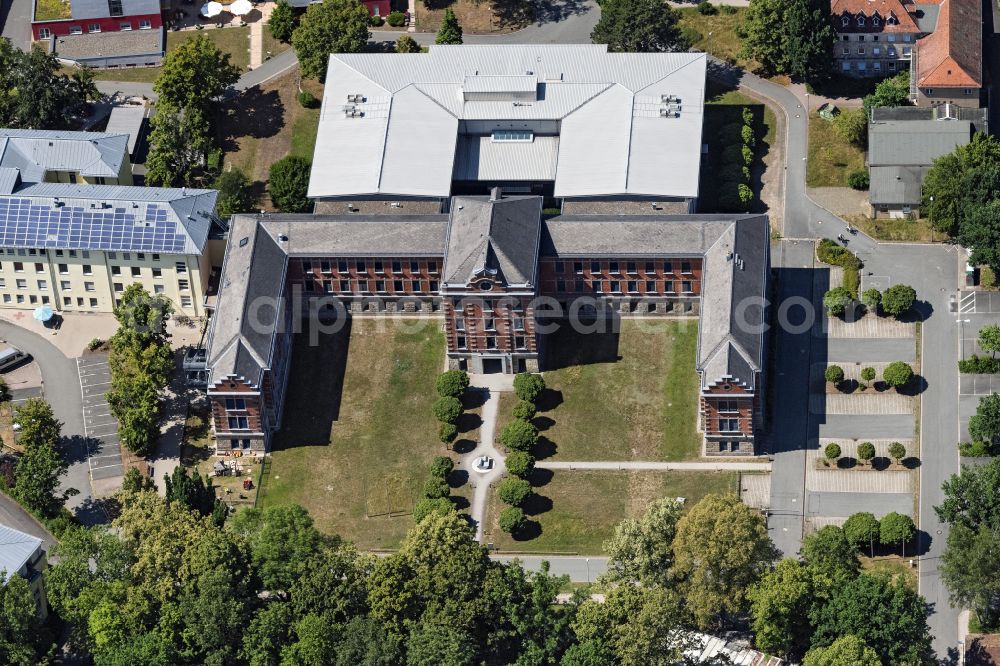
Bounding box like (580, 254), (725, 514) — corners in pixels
(0, 347), (28, 372)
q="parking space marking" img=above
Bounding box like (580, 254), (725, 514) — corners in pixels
(76, 355), (124, 484)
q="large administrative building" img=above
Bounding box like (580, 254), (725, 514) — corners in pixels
(205, 45), (772, 457)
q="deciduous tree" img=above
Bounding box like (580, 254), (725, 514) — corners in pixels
(591, 0), (685, 53)
(672, 494), (778, 629)
(748, 558), (816, 658)
(880, 284), (916, 317)
(499, 477), (532, 506)
(803, 635), (881, 666)
(879, 512), (915, 555)
(0, 573), (44, 666)
(513, 372), (545, 402)
(396, 34), (422, 53)
(739, 0), (788, 73)
(783, 0), (834, 83)
(603, 497), (683, 587)
(801, 525), (858, 575)
(269, 155), (313, 213)
(268, 0), (295, 42)
(228, 504), (324, 591)
(968, 393), (1000, 446)
(214, 167), (257, 219)
(153, 34), (240, 113)
(292, 0), (371, 80)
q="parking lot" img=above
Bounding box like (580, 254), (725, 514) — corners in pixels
(76, 354), (124, 487)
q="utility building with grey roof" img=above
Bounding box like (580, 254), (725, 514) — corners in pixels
(205, 193), (770, 457)
(309, 45), (706, 214)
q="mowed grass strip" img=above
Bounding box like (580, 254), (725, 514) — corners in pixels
(259, 319), (444, 550)
(485, 470), (738, 555)
(536, 319), (702, 462)
(88, 26), (251, 82)
(678, 7), (749, 68)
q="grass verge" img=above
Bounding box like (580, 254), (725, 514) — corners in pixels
(860, 554), (917, 591)
(678, 7), (750, 67)
(258, 319), (445, 550)
(485, 470), (738, 555)
(88, 26), (251, 82)
(846, 215), (942, 242)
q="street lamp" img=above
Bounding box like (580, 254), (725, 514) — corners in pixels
(585, 558), (590, 584)
(957, 318), (971, 360)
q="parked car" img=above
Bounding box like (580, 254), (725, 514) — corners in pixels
(0, 347), (28, 373)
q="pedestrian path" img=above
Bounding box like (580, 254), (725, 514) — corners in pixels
(248, 1), (275, 69)
(537, 460), (772, 471)
(812, 393), (913, 415)
(460, 385), (506, 543)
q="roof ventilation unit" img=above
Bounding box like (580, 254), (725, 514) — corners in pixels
(346, 93), (365, 103)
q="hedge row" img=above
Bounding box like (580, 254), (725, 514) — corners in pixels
(959, 354), (1000, 374)
(717, 107), (757, 213)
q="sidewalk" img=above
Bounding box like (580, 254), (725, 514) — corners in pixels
(149, 351), (190, 493)
(249, 1), (276, 69)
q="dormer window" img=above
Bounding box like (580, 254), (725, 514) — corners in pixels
(873, 16), (880, 26)
(857, 15), (865, 26)
(842, 15), (849, 26)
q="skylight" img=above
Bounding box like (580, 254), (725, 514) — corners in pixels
(491, 130), (533, 143)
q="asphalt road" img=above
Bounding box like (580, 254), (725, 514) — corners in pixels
(492, 554), (608, 583)
(0, 0), (31, 51)
(0, 489), (56, 554)
(0, 320), (107, 525)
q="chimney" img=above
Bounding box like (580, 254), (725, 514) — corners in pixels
(489, 187), (502, 202)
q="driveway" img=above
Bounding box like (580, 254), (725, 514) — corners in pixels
(0, 490), (56, 554)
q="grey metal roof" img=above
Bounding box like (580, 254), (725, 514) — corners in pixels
(869, 165), (925, 205)
(68, 0), (160, 20)
(867, 119), (972, 166)
(0, 183), (218, 254)
(443, 195), (542, 288)
(309, 45), (706, 200)
(0, 524), (42, 585)
(0, 128), (129, 181)
(105, 106), (146, 155)
(258, 215), (448, 257)
(914, 2), (939, 32)
(541, 216), (737, 257)
(52, 27), (163, 63)
(0, 168), (20, 195)
(453, 135), (560, 182)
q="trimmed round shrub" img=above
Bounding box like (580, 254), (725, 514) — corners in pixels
(430, 456), (454, 478)
(879, 511), (916, 546)
(888, 441), (906, 462)
(499, 506), (525, 534)
(499, 477), (533, 506)
(697, 0), (717, 14)
(843, 511), (879, 550)
(857, 441), (876, 463)
(860, 367), (877, 382)
(395, 34), (421, 53)
(882, 284), (916, 317)
(432, 396), (462, 424)
(847, 169), (870, 190)
(500, 418), (538, 452)
(423, 477), (450, 500)
(387, 10), (406, 26)
(823, 287), (853, 316)
(298, 91), (318, 108)
(741, 123), (755, 147)
(882, 361), (913, 388)
(512, 400), (537, 421)
(505, 450), (535, 478)
(439, 422), (458, 444)
(436, 370), (470, 398)
(513, 373), (546, 403)
(824, 442), (842, 460)
(737, 183), (753, 207)
(862, 288), (882, 313)
(414, 497), (455, 523)
(824, 365), (845, 385)
(369, 13), (383, 26)
(741, 144), (754, 165)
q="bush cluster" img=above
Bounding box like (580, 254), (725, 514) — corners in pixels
(816, 239), (862, 298)
(387, 10), (406, 26)
(498, 373), (547, 534)
(847, 169), (870, 190)
(718, 107), (757, 213)
(697, 0), (717, 14)
(959, 355), (1000, 374)
(416, 456), (457, 524)
(433, 370), (469, 444)
(882, 361), (913, 388)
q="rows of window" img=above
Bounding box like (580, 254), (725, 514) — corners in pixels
(298, 259), (439, 277)
(454, 335), (529, 351)
(454, 315), (527, 333)
(549, 279), (695, 295)
(298, 278), (439, 295)
(715, 400), (741, 413)
(0, 249), (163, 261)
(841, 60), (899, 73)
(841, 33), (912, 43)
(551, 260), (696, 276)
(840, 45), (908, 58)
(42, 18), (153, 39)
(715, 440), (745, 452)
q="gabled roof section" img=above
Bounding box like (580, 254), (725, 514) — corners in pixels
(867, 119), (971, 165)
(830, 0), (921, 32)
(0, 183), (217, 255)
(0, 524), (42, 584)
(696, 215), (770, 391)
(0, 128), (128, 182)
(916, 0), (982, 88)
(309, 46), (706, 200)
(443, 195), (542, 288)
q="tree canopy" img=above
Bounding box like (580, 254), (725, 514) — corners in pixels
(0, 41), (96, 129)
(740, 0), (833, 83)
(154, 34), (240, 113)
(435, 7), (463, 45)
(591, 0), (686, 53)
(924, 132), (1000, 237)
(292, 0), (371, 80)
(268, 155), (313, 213)
(603, 497), (683, 587)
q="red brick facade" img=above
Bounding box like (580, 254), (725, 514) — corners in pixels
(209, 376), (267, 452)
(537, 257), (703, 298)
(33, 13), (162, 40)
(286, 257), (442, 297)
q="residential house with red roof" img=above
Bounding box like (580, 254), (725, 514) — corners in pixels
(912, 0), (982, 106)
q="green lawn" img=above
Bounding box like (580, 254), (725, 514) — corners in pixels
(290, 104), (320, 160)
(847, 215), (942, 242)
(89, 26), (251, 82)
(860, 554), (917, 590)
(485, 470), (738, 555)
(34, 0), (70, 21)
(678, 7), (750, 68)
(807, 111), (866, 187)
(258, 319), (446, 550)
(530, 319), (702, 462)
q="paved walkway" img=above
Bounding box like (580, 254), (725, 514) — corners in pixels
(249, 1), (275, 69)
(538, 460), (771, 471)
(460, 386), (506, 543)
(148, 351), (189, 495)
(814, 393), (913, 415)
(492, 554), (608, 583)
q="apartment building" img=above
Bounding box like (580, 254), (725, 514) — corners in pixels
(0, 129), (134, 186)
(205, 194), (770, 456)
(913, 0), (982, 106)
(32, 0), (164, 69)
(831, 0), (937, 77)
